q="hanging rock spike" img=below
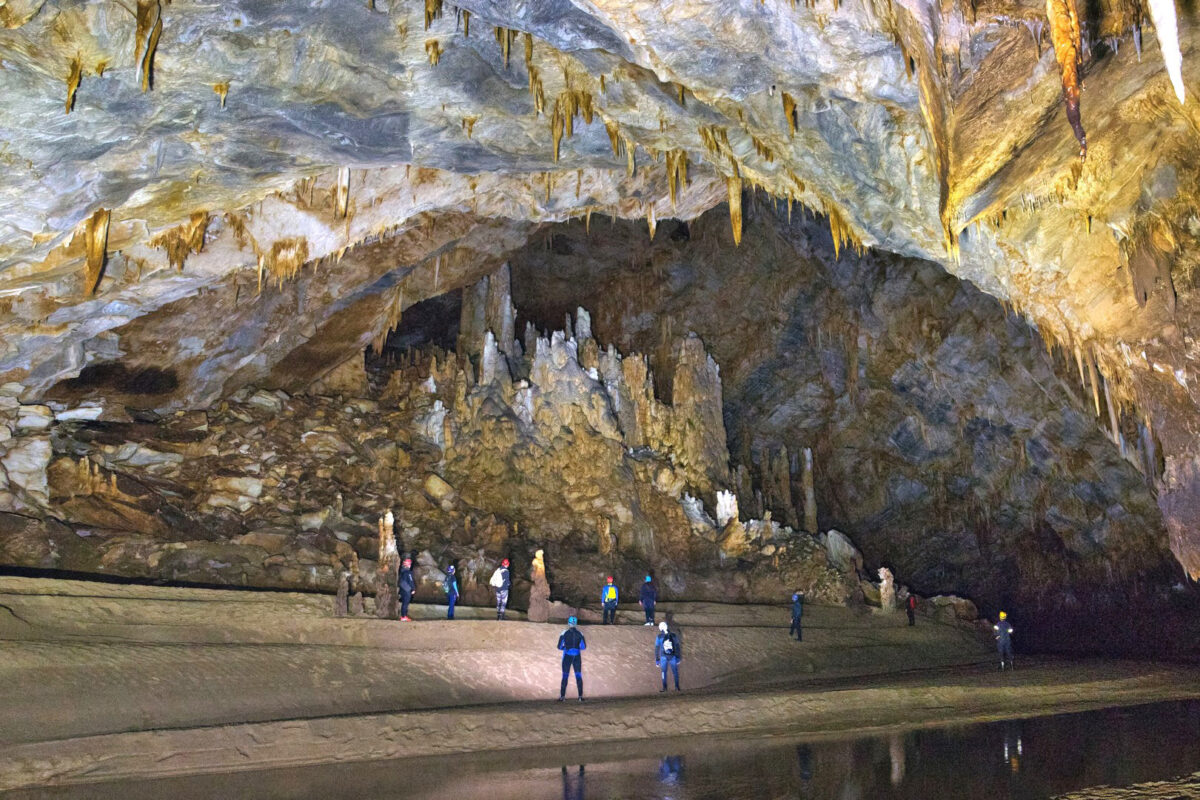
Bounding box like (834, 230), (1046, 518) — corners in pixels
(83, 208), (110, 296)
(65, 57), (81, 114)
(1147, 0), (1185, 103)
(1046, 0), (1087, 159)
(334, 167), (350, 218)
(212, 81), (229, 108)
(134, 0), (163, 92)
(727, 175), (743, 245)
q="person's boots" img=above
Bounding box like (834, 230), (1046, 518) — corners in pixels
(660, 685), (667, 693)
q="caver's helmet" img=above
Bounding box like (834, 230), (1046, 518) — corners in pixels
(568, 616), (578, 627)
(658, 621), (669, 633)
(501, 558), (509, 567)
(999, 611), (1008, 620)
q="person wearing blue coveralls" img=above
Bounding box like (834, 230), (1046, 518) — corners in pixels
(654, 621), (681, 692)
(994, 611), (1015, 669)
(639, 574), (657, 626)
(557, 615), (587, 701)
(601, 576), (619, 624)
(789, 591), (804, 641)
(443, 565), (459, 620)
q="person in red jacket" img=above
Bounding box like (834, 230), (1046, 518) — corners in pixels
(907, 594), (917, 626)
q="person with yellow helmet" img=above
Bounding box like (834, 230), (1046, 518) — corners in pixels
(993, 611), (1015, 670)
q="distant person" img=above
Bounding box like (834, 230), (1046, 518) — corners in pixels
(907, 594), (917, 627)
(443, 565), (459, 620)
(994, 611), (1014, 669)
(601, 576), (619, 624)
(655, 620), (682, 692)
(557, 615), (586, 701)
(399, 556), (416, 621)
(490, 558), (512, 620)
(790, 591), (804, 641)
(640, 574), (657, 626)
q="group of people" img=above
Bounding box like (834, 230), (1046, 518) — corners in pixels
(395, 556), (511, 622)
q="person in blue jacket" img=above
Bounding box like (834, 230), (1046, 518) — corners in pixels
(557, 616), (587, 701)
(399, 556), (416, 621)
(601, 576), (619, 624)
(443, 565), (459, 620)
(789, 591), (804, 641)
(994, 611), (1015, 669)
(639, 574), (657, 626)
(654, 621), (681, 692)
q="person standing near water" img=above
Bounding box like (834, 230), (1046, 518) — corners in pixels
(601, 576), (619, 624)
(654, 620), (682, 692)
(490, 558), (511, 620)
(994, 611), (1015, 669)
(639, 574), (657, 626)
(443, 565), (459, 620)
(557, 615), (586, 701)
(789, 592), (804, 641)
(399, 556), (415, 621)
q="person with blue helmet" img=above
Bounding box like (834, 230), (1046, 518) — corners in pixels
(639, 574), (657, 626)
(557, 615), (587, 701)
(789, 591), (804, 641)
(443, 565), (459, 620)
(601, 576), (619, 624)
(654, 620), (682, 692)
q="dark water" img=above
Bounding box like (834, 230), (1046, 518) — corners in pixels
(14, 700), (1200, 800)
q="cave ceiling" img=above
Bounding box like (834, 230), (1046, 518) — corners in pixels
(2, 0), (1200, 572)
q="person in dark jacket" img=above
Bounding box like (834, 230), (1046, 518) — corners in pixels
(601, 576), (619, 624)
(557, 616), (587, 701)
(399, 556), (416, 621)
(639, 574), (657, 626)
(491, 558), (512, 620)
(906, 593), (917, 626)
(789, 592), (804, 641)
(654, 621), (681, 691)
(994, 611), (1015, 669)
(443, 565), (459, 620)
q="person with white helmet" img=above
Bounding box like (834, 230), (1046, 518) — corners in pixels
(490, 557), (511, 620)
(557, 615), (587, 702)
(654, 620), (682, 692)
(993, 611), (1015, 669)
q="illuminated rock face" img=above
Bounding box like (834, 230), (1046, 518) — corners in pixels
(0, 0), (1199, 636)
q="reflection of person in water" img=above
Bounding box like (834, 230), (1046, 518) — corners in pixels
(795, 743), (814, 792)
(658, 755), (684, 785)
(1002, 720), (1023, 774)
(561, 765), (585, 800)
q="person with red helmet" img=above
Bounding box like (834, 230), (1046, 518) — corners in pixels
(601, 576), (619, 624)
(489, 557), (512, 620)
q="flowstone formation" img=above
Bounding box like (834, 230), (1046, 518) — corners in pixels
(0, 262), (857, 611)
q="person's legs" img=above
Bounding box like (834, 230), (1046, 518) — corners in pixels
(645, 603), (655, 624)
(497, 589), (508, 620)
(907, 607), (915, 626)
(670, 658), (680, 690)
(448, 595), (456, 620)
(659, 657), (668, 691)
(560, 656), (571, 699)
(572, 654), (584, 698)
(789, 617), (798, 637)
(400, 591), (411, 620)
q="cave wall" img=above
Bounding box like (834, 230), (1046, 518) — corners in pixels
(510, 201), (1184, 642)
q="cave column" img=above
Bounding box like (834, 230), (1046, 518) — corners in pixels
(802, 447), (818, 533)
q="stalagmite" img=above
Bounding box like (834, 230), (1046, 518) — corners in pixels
(1147, 0), (1186, 103)
(802, 447), (818, 533)
(376, 510), (400, 619)
(83, 208), (110, 296)
(1046, 0), (1086, 159)
(716, 490), (739, 527)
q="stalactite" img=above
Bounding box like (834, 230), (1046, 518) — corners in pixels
(334, 167), (350, 218)
(665, 149), (688, 208)
(727, 174), (743, 245)
(1147, 0), (1185, 103)
(646, 203), (656, 239)
(82, 208), (110, 296)
(781, 92), (797, 136)
(65, 57), (81, 113)
(1046, 0), (1087, 159)
(495, 26), (517, 69)
(461, 116), (478, 138)
(1102, 373), (1125, 455)
(425, 40), (442, 65)
(149, 211), (209, 270)
(134, 0), (162, 92)
(1085, 347), (1102, 416)
(212, 81), (229, 108)
(460, 8), (469, 36)
(1073, 343), (1086, 389)
(424, 0), (442, 29)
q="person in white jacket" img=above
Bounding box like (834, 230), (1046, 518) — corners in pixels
(490, 558), (511, 620)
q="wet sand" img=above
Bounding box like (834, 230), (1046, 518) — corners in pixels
(1, 576), (1198, 791)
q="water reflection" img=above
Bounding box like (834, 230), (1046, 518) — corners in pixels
(560, 765), (585, 800)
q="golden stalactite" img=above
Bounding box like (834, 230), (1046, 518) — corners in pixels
(424, 0), (442, 29)
(549, 90), (593, 162)
(524, 32), (534, 73)
(461, 9), (470, 37)
(575, 168), (582, 199)
(82, 208), (110, 296)
(1046, 0), (1086, 160)
(625, 136), (636, 177)
(675, 82), (685, 107)
(665, 149), (689, 208)
(425, 39), (442, 65)
(334, 167), (350, 218)
(257, 237), (310, 290)
(727, 175), (743, 246)
(781, 92), (798, 137)
(461, 116), (478, 138)
(605, 119), (622, 158)
(751, 135), (775, 162)
(212, 81), (229, 108)
(149, 211), (209, 270)
(495, 27), (517, 69)
(65, 56), (81, 114)
(134, 0), (163, 92)
(825, 203), (863, 259)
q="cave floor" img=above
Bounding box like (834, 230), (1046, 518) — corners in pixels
(1, 576), (1199, 791)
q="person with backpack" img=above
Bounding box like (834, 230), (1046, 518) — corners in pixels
(601, 576), (619, 624)
(994, 611), (1015, 669)
(399, 556), (416, 621)
(443, 565), (459, 620)
(789, 591), (804, 641)
(557, 615), (587, 701)
(490, 558), (512, 620)
(906, 593), (917, 626)
(654, 621), (681, 692)
(639, 574), (657, 626)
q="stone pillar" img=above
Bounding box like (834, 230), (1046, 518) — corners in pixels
(334, 571), (349, 617)
(528, 549), (551, 623)
(878, 566), (896, 612)
(802, 447), (818, 533)
(376, 510), (400, 619)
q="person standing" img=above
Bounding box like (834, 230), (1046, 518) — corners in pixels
(654, 621), (681, 692)
(443, 565), (459, 620)
(789, 591), (804, 641)
(399, 556), (416, 621)
(639, 574), (657, 626)
(557, 615), (587, 701)
(906, 593), (917, 626)
(601, 576), (619, 624)
(994, 611), (1015, 669)
(490, 558), (512, 620)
